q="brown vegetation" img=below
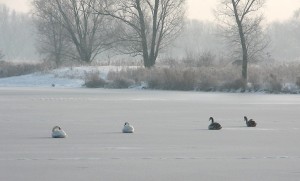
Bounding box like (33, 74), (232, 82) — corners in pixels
(0, 61), (49, 78)
(103, 63), (300, 93)
(83, 70), (106, 88)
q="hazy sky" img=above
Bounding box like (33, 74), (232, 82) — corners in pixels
(1, 0), (300, 22)
(189, 0), (300, 22)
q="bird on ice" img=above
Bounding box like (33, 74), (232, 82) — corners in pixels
(52, 126), (67, 138)
(122, 122), (134, 133)
(208, 117), (222, 130)
(244, 116), (257, 127)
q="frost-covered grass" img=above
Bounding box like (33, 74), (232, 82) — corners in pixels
(0, 88), (299, 181)
(0, 63), (300, 93)
(105, 64), (300, 93)
(0, 61), (48, 78)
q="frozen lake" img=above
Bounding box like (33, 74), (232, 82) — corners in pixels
(0, 88), (300, 181)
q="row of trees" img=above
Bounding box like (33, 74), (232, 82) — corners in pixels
(32, 0), (115, 66)
(32, 0), (186, 68)
(174, 7), (300, 64)
(32, 0), (267, 89)
(0, 0), (274, 89)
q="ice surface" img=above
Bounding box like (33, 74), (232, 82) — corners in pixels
(0, 88), (300, 181)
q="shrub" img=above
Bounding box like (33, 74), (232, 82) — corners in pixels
(266, 74), (282, 93)
(296, 77), (300, 88)
(196, 75), (218, 91)
(0, 61), (49, 78)
(84, 71), (106, 88)
(248, 67), (262, 91)
(222, 78), (244, 91)
(100, 62), (300, 93)
(181, 50), (216, 67)
(147, 68), (196, 90)
(182, 70), (196, 90)
(107, 67), (149, 83)
(199, 51), (216, 67)
(108, 77), (135, 89)
(158, 58), (180, 68)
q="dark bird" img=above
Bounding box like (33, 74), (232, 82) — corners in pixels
(208, 117), (222, 130)
(244, 116), (257, 127)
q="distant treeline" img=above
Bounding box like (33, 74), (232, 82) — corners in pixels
(0, 3), (300, 65)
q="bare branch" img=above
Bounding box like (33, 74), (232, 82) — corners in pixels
(215, 0), (267, 88)
(92, 0), (185, 68)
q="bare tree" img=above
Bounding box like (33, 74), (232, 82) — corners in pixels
(33, 0), (114, 64)
(33, 1), (70, 66)
(94, 0), (186, 68)
(215, 0), (268, 89)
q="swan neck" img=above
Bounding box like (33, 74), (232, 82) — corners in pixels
(52, 126), (60, 132)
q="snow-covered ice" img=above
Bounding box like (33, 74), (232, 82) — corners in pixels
(0, 88), (300, 181)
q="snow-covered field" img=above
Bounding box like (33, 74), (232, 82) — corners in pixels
(0, 87), (300, 181)
(0, 66), (127, 88)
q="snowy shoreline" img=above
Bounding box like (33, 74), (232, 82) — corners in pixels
(0, 65), (299, 94)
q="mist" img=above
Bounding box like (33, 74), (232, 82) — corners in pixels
(1, 4), (300, 64)
(0, 4), (37, 63)
(1, 2), (300, 180)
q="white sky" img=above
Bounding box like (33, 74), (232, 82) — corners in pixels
(0, 0), (300, 23)
(188, 0), (300, 22)
(0, 0), (31, 13)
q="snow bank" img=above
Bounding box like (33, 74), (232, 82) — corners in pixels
(0, 66), (134, 88)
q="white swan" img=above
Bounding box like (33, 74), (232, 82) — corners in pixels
(52, 126), (67, 138)
(122, 122), (134, 133)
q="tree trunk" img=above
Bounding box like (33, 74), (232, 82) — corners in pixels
(79, 50), (92, 63)
(136, 0), (150, 68)
(239, 23), (248, 90)
(241, 42), (248, 88)
(232, 0), (248, 90)
(148, 0), (159, 68)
